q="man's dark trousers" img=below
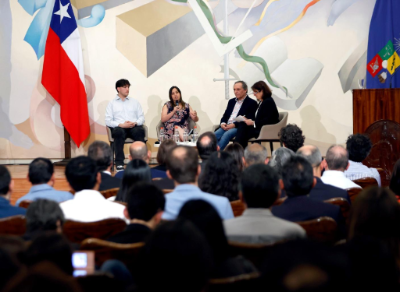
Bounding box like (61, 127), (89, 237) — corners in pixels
(112, 126), (145, 166)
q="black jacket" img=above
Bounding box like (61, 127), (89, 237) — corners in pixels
(254, 96), (279, 131)
(99, 172), (121, 192)
(107, 223), (151, 244)
(220, 96), (258, 127)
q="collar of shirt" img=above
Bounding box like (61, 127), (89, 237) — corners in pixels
(102, 171), (111, 176)
(73, 189), (105, 202)
(173, 184), (201, 193)
(30, 184), (53, 193)
(242, 208), (273, 217)
(116, 95), (130, 100)
(234, 96), (246, 104)
(0, 197), (10, 206)
(322, 170), (347, 179)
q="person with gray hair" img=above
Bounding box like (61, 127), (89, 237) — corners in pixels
(244, 144), (269, 167)
(321, 145), (361, 190)
(268, 147), (294, 177)
(88, 141), (121, 191)
(297, 145), (350, 202)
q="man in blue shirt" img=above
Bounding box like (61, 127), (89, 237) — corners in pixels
(0, 165), (26, 218)
(162, 146), (234, 220)
(16, 158), (73, 206)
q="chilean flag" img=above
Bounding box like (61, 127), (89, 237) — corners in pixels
(42, 0), (90, 147)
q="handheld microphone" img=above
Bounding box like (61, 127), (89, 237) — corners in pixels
(175, 100), (179, 107)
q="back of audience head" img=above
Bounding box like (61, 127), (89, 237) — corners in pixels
(244, 143), (268, 167)
(196, 131), (219, 161)
(26, 199), (65, 235)
(179, 200), (229, 264)
(278, 124), (305, 153)
(28, 158), (54, 185)
(129, 141), (150, 163)
(116, 159), (151, 202)
(156, 139), (177, 165)
(241, 164), (280, 208)
(124, 182), (165, 228)
(136, 219), (212, 292)
(65, 156), (99, 192)
(0, 165), (13, 198)
(224, 142), (245, 171)
(297, 145), (323, 177)
(323, 145), (349, 171)
(346, 133), (372, 162)
(166, 146), (199, 184)
(269, 147), (295, 177)
(282, 155), (315, 198)
(390, 159), (400, 196)
(87, 141), (113, 172)
(348, 187), (400, 259)
(198, 152), (240, 201)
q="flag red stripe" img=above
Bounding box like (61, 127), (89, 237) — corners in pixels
(42, 28), (90, 147)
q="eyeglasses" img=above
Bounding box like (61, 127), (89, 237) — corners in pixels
(253, 90), (260, 94)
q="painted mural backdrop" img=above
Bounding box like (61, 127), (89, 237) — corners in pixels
(0, 0), (375, 159)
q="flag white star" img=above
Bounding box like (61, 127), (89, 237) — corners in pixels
(54, 1), (71, 24)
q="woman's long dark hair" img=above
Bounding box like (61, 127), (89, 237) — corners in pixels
(199, 152), (240, 201)
(224, 143), (245, 172)
(116, 159), (151, 202)
(251, 80), (272, 101)
(169, 86), (186, 108)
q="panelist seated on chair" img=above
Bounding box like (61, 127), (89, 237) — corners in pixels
(237, 81), (279, 149)
(161, 86), (199, 141)
(105, 79), (146, 172)
(215, 81), (258, 150)
(16, 158), (73, 206)
(0, 165), (26, 219)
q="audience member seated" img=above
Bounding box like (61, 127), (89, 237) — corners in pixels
(224, 164), (305, 244)
(347, 187), (400, 261)
(0, 165), (26, 218)
(24, 199), (65, 241)
(179, 200), (257, 278)
(278, 124), (305, 153)
(152, 139), (177, 172)
(244, 143), (269, 168)
(197, 131), (219, 172)
(108, 183), (165, 244)
(114, 159), (151, 202)
(224, 142), (245, 171)
(114, 141), (166, 179)
(199, 152), (240, 201)
(0, 247), (21, 291)
(162, 146), (234, 220)
(60, 156), (126, 222)
(134, 219), (212, 292)
(88, 141), (121, 191)
(297, 145), (350, 202)
(321, 145), (361, 189)
(389, 159), (400, 200)
(268, 147), (294, 177)
(271, 156), (345, 235)
(344, 134), (381, 186)
(16, 158), (73, 206)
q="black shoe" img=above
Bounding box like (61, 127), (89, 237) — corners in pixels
(116, 165), (124, 172)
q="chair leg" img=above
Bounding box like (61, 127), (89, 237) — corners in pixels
(111, 142), (115, 171)
(270, 141), (274, 153)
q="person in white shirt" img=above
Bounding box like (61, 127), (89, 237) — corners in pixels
(60, 156), (126, 222)
(321, 145), (361, 190)
(344, 134), (381, 186)
(105, 79), (145, 171)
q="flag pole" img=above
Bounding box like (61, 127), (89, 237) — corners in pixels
(54, 127), (72, 166)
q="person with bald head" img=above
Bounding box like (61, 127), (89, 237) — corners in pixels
(115, 141), (166, 179)
(196, 132), (220, 173)
(297, 145), (350, 202)
(320, 145), (361, 190)
(162, 146), (233, 220)
(244, 144), (269, 167)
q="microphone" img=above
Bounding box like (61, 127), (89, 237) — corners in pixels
(175, 100), (179, 107)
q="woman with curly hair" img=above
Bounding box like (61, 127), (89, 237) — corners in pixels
(199, 152), (240, 201)
(278, 124), (305, 153)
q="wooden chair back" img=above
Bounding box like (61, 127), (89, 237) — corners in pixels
(162, 189), (173, 194)
(19, 200), (33, 209)
(353, 177), (378, 189)
(80, 238), (144, 269)
(347, 187), (363, 204)
(63, 218), (127, 243)
(230, 200), (246, 217)
(324, 197), (350, 221)
(296, 217), (337, 244)
(208, 272), (261, 292)
(228, 241), (280, 268)
(0, 215), (26, 236)
(99, 188), (119, 199)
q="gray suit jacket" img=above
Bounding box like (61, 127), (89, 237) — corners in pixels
(223, 209), (306, 244)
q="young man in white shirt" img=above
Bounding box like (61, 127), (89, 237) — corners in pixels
(105, 79), (145, 171)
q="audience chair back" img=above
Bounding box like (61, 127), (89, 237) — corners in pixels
(99, 188), (119, 199)
(0, 215), (26, 236)
(324, 197), (350, 222)
(296, 217), (337, 244)
(156, 119), (196, 140)
(208, 272), (261, 292)
(230, 200), (246, 217)
(19, 200), (33, 209)
(347, 188), (363, 204)
(162, 189), (173, 194)
(353, 177), (378, 189)
(80, 238), (144, 270)
(63, 218), (127, 243)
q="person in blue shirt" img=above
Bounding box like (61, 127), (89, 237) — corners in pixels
(162, 146), (234, 220)
(0, 165), (26, 218)
(16, 158), (73, 206)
